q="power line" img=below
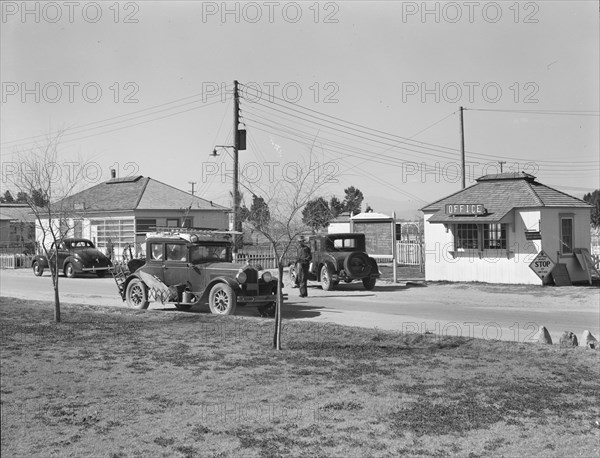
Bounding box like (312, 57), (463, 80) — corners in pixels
(467, 108), (600, 116)
(1, 87), (232, 150)
(240, 88), (599, 166)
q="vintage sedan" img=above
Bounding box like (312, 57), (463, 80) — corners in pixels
(32, 238), (112, 278)
(290, 233), (380, 291)
(116, 230), (282, 316)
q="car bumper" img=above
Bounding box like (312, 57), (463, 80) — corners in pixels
(80, 266), (112, 272)
(333, 272), (380, 281)
(238, 293), (288, 304)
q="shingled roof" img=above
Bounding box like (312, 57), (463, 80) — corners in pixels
(421, 172), (590, 223)
(0, 204), (36, 222)
(57, 176), (228, 212)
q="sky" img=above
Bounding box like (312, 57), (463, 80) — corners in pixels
(1, 1), (599, 219)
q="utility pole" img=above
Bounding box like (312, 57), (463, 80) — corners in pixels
(392, 212), (397, 283)
(498, 161), (506, 173)
(233, 80), (240, 253)
(460, 106), (466, 189)
(188, 181), (196, 196)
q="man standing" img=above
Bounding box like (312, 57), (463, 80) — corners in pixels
(297, 238), (312, 298)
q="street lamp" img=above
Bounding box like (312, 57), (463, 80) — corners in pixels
(211, 145), (234, 157)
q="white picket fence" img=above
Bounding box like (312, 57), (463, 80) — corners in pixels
(233, 252), (296, 270)
(397, 242), (424, 266)
(0, 254), (34, 269)
(234, 242), (424, 268)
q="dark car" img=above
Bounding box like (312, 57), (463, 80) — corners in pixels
(32, 238), (112, 278)
(114, 230), (282, 316)
(290, 233), (380, 290)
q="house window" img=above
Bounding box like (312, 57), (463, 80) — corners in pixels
(182, 217), (192, 228)
(136, 219), (157, 234)
(483, 223), (507, 249)
(455, 224), (479, 250)
(560, 217), (573, 254)
(166, 218), (179, 227)
(91, 218), (135, 259)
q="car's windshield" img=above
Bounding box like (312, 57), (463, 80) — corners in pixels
(326, 237), (365, 252)
(189, 244), (230, 263)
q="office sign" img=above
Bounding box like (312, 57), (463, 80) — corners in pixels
(445, 204), (485, 215)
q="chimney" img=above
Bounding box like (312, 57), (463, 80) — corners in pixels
(110, 169), (116, 179)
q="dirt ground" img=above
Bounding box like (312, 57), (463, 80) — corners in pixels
(1, 296), (599, 457)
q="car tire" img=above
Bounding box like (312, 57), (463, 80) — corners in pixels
(320, 264), (335, 291)
(32, 261), (44, 277)
(125, 279), (150, 309)
(208, 283), (237, 315)
(64, 262), (76, 278)
(344, 252), (371, 278)
(363, 277), (377, 290)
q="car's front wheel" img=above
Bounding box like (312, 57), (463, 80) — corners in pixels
(64, 262), (76, 278)
(363, 277), (377, 290)
(32, 261), (44, 277)
(125, 279), (150, 309)
(320, 265), (335, 291)
(208, 283), (237, 315)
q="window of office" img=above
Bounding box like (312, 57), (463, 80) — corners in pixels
(483, 223), (507, 250)
(455, 224), (479, 250)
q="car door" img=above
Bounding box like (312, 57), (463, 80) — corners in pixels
(163, 242), (190, 289)
(145, 242), (166, 281)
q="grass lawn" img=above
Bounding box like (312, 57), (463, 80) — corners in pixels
(1, 296), (599, 457)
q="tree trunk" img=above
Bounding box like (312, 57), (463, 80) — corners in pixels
(273, 263), (284, 350)
(51, 260), (61, 322)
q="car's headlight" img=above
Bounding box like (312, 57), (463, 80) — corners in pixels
(261, 271), (272, 283)
(236, 270), (247, 284)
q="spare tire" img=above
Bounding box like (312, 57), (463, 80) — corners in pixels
(344, 252), (372, 278)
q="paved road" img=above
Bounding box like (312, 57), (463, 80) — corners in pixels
(1, 269), (598, 344)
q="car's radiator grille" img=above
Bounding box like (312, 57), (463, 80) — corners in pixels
(245, 269), (258, 283)
(244, 269), (259, 295)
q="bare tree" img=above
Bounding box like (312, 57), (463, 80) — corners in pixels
(5, 133), (83, 322)
(241, 154), (337, 349)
